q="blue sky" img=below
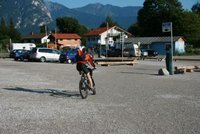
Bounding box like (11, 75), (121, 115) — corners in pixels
(50, 0), (199, 10)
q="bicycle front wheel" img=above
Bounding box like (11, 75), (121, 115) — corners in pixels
(91, 78), (96, 95)
(79, 80), (88, 99)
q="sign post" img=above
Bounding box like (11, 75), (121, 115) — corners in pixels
(121, 32), (124, 62)
(162, 22), (174, 75)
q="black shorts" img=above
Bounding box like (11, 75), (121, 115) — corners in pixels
(76, 63), (90, 74)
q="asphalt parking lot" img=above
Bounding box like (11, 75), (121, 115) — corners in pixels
(0, 58), (200, 134)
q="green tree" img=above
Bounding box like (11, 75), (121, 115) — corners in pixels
(0, 17), (8, 40)
(79, 24), (89, 45)
(56, 17), (89, 45)
(136, 0), (183, 36)
(8, 17), (20, 41)
(0, 17), (21, 52)
(40, 25), (47, 34)
(56, 17), (80, 33)
(192, 2), (200, 14)
(181, 11), (200, 48)
(99, 16), (119, 27)
(128, 23), (141, 36)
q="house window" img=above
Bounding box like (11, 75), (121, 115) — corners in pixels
(109, 41), (113, 44)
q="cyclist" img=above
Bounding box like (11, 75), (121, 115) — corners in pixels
(76, 46), (95, 90)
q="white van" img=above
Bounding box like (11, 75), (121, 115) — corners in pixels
(11, 43), (36, 51)
(30, 48), (61, 62)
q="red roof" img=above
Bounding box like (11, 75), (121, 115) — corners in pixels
(51, 33), (81, 39)
(85, 27), (113, 36)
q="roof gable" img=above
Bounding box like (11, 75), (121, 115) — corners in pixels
(51, 33), (81, 39)
(85, 27), (112, 36)
(85, 26), (132, 37)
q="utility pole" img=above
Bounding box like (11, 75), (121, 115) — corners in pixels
(54, 28), (57, 49)
(106, 22), (109, 57)
(121, 32), (124, 61)
(0, 43), (2, 58)
(99, 40), (101, 58)
(170, 22), (174, 75)
(45, 25), (48, 48)
(9, 38), (12, 52)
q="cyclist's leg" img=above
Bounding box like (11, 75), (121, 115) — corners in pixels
(82, 64), (93, 89)
(76, 63), (82, 73)
(86, 72), (93, 88)
(88, 68), (95, 86)
(89, 68), (93, 76)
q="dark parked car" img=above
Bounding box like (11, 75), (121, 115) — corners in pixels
(14, 50), (31, 61)
(146, 49), (158, 57)
(10, 49), (21, 58)
(123, 48), (134, 57)
(59, 49), (78, 63)
(107, 49), (122, 57)
(141, 49), (148, 57)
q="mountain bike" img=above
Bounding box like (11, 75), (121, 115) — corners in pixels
(79, 69), (96, 99)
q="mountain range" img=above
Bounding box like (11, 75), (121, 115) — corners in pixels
(0, 0), (142, 35)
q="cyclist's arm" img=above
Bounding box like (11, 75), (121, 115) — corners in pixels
(85, 54), (95, 67)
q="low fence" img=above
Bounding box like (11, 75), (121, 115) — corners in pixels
(94, 57), (138, 66)
(173, 56), (200, 61)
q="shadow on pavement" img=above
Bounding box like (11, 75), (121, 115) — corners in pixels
(3, 87), (80, 98)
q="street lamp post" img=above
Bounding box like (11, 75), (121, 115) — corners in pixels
(162, 22), (174, 75)
(121, 32), (124, 62)
(45, 25), (48, 48)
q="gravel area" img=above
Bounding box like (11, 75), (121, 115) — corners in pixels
(0, 58), (200, 134)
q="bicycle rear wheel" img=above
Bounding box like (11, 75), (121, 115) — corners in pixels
(79, 80), (88, 99)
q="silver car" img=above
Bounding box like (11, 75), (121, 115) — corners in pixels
(30, 47), (61, 62)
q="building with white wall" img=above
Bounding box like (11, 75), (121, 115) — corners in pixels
(85, 26), (132, 49)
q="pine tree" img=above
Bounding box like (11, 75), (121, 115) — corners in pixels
(8, 17), (20, 41)
(0, 17), (8, 39)
(99, 16), (119, 27)
(192, 2), (200, 14)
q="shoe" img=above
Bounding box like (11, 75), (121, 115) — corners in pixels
(90, 87), (93, 90)
(89, 86), (95, 91)
(91, 87), (96, 95)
